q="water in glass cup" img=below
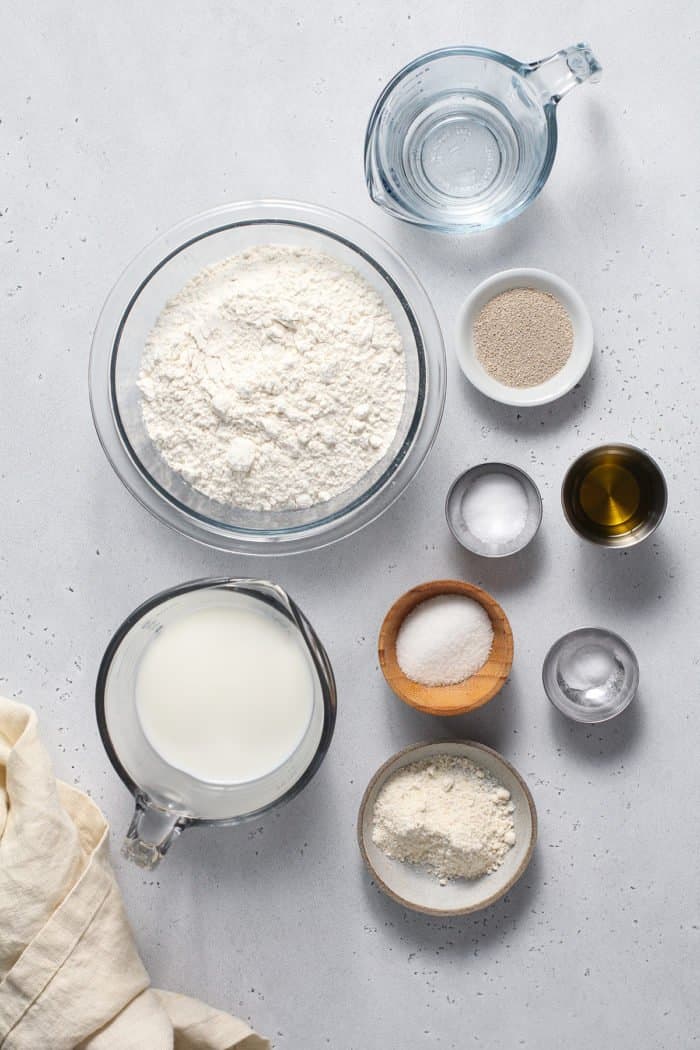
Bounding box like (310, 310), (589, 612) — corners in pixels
(365, 45), (601, 233)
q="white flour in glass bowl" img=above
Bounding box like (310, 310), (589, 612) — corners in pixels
(138, 244), (407, 511)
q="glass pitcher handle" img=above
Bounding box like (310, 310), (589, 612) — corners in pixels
(122, 793), (191, 869)
(526, 43), (602, 104)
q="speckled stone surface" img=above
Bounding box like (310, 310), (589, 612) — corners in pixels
(2, 4), (698, 1047)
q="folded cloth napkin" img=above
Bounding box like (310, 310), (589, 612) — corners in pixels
(0, 698), (269, 1050)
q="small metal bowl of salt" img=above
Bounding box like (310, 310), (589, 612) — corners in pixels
(446, 463), (542, 557)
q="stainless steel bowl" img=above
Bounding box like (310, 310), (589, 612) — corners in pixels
(446, 462), (542, 557)
(89, 200), (446, 555)
(561, 443), (667, 548)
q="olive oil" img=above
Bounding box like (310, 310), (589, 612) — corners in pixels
(562, 444), (667, 547)
(578, 460), (643, 532)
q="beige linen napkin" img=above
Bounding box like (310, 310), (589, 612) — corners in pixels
(0, 697), (269, 1050)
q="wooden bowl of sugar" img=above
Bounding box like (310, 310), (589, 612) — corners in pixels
(378, 580), (513, 716)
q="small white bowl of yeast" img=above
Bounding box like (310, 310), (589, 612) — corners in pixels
(456, 267), (593, 408)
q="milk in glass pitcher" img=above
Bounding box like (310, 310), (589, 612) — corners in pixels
(96, 579), (336, 868)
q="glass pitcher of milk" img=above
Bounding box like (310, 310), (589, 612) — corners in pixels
(96, 578), (336, 868)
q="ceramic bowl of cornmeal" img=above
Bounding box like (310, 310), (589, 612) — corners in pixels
(456, 267), (593, 407)
(358, 741), (537, 916)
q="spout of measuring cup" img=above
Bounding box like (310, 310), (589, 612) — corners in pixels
(525, 43), (602, 105)
(122, 793), (190, 869)
(364, 152), (391, 211)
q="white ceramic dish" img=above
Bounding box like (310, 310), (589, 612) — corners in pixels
(455, 267), (593, 407)
(357, 740), (537, 916)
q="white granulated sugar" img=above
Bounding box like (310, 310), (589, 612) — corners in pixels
(371, 756), (516, 881)
(138, 245), (406, 511)
(396, 595), (494, 687)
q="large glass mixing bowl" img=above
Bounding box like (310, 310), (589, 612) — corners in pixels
(89, 201), (446, 554)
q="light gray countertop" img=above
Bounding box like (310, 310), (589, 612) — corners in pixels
(2, 3), (698, 1047)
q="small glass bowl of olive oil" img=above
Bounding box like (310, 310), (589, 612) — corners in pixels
(561, 444), (667, 548)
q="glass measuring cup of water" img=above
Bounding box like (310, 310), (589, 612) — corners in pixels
(365, 43), (602, 233)
(96, 578), (336, 868)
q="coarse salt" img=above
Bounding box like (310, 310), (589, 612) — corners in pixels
(461, 472), (529, 545)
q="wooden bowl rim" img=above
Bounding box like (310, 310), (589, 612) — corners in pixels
(377, 579), (514, 715)
(357, 739), (538, 916)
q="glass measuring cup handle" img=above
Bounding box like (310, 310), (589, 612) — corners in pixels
(122, 792), (191, 869)
(526, 43), (602, 105)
